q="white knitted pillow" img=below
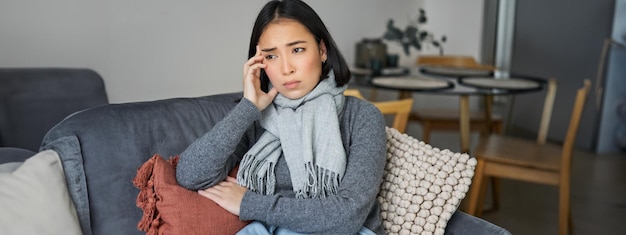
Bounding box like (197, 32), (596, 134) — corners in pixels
(378, 127), (477, 235)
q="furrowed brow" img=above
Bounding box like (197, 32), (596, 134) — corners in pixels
(261, 47), (276, 52)
(260, 40), (307, 52)
(287, 40), (306, 47)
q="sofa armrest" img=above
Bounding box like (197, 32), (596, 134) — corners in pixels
(41, 92), (244, 235)
(446, 211), (511, 235)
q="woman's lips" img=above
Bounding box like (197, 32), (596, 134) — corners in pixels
(284, 81), (300, 89)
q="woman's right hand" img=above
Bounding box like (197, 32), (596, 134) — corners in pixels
(198, 176), (246, 216)
(243, 45), (278, 111)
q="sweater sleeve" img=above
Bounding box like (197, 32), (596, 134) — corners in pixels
(239, 100), (387, 234)
(176, 98), (261, 191)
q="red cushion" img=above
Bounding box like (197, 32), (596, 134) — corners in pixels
(133, 154), (250, 235)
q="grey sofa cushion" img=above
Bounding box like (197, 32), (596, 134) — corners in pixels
(40, 92), (242, 235)
(0, 147), (36, 164)
(0, 68), (109, 152)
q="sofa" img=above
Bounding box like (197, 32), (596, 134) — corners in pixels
(0, 88), (510, 234)
(0, 68), (109, 154)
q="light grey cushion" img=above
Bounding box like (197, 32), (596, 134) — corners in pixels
(0, 149), (81, 235)
(0, 162), (21, 172)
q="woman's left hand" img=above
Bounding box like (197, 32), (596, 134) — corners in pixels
(198, 176), (247, 216)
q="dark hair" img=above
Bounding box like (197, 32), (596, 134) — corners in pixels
(249, 0), (351, 92)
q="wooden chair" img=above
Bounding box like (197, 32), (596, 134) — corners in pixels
(466, 79), (591, 235)
(416, 55), (495, 71)
(410, 108), (504, 143)
(466, 78), (557, 214)
(345, 89), (413, 133)
(343, 89), (366, 100)
(410, 55), (502, 143)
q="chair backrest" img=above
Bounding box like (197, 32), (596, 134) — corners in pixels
(373, 99), (413, 133)
(536, 78), (558, 144)
(561, 79), (591, 163)
(345, 89), (413, 133)
(416, 55), (495, 71)
(343, 89), (366, 100)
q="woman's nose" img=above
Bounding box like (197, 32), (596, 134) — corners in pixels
(281, 58), (295, 75)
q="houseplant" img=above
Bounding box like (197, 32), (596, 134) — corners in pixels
(382, 8), (446, 56)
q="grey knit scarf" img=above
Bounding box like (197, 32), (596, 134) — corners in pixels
(237, 71), (347, 199)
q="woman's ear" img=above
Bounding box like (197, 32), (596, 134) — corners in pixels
(319, 40), (327, 62)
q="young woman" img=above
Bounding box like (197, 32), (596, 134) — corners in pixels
(176, 0), (387, 234)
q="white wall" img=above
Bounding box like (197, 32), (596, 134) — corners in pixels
(409, 0), (486, 109)
(0, 0), (483, 103)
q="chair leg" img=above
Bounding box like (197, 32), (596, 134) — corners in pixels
(569, 211), (573, 235)
(475, 176), (489, 217)
(494, 178), (501, 210)
(559, 181), (571, 235)
(479, 122), (488, 138)
(493, 122), (503, 134)
(398, 90), (412, 99)
(466, 158), (485, 216)
(487, 177), (501, 213)
(369, 88), (378, 101)
(422, 123), (431, 144)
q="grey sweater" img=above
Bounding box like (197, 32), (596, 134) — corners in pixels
(176, 96), (387, 234)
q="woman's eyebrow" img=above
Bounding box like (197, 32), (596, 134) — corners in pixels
(286, 40), (306, 47)
(261, 40), (308, 52)
(261, 47), (276, 52)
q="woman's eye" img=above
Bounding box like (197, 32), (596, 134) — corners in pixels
(293, 47), (305, 53)
(265, 55), (277, 60)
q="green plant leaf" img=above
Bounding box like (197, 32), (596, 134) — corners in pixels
(402, 43), (411, 56)
(383, 19), (404, 40)
(405, 25), (418, 37)
(381, 8), (446, 55)
(410, 39), (422, 51)
(418, 8), (427, 23)
(419, 31), (428, 40)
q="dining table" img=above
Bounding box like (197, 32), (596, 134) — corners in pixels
(350, 65), (547, 153)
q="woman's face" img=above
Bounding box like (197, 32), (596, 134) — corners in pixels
(258, 19), (327, 100)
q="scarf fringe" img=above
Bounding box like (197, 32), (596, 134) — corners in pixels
(296, 162), (341, 199)
(238, 153), (276, 195)
(240, 154), (342, 199)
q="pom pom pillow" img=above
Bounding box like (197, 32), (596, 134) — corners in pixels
(133, 154), (251, 235)
(378, 127), (477, 235)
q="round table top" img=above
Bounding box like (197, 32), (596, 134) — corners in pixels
(458, 76), (543, 91)
(368, 73), (547, 96)
(371, 76), (453, 91)
(419, 65), (493, 77)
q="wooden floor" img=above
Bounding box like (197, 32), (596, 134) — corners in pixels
(405, 125), (626, 235)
